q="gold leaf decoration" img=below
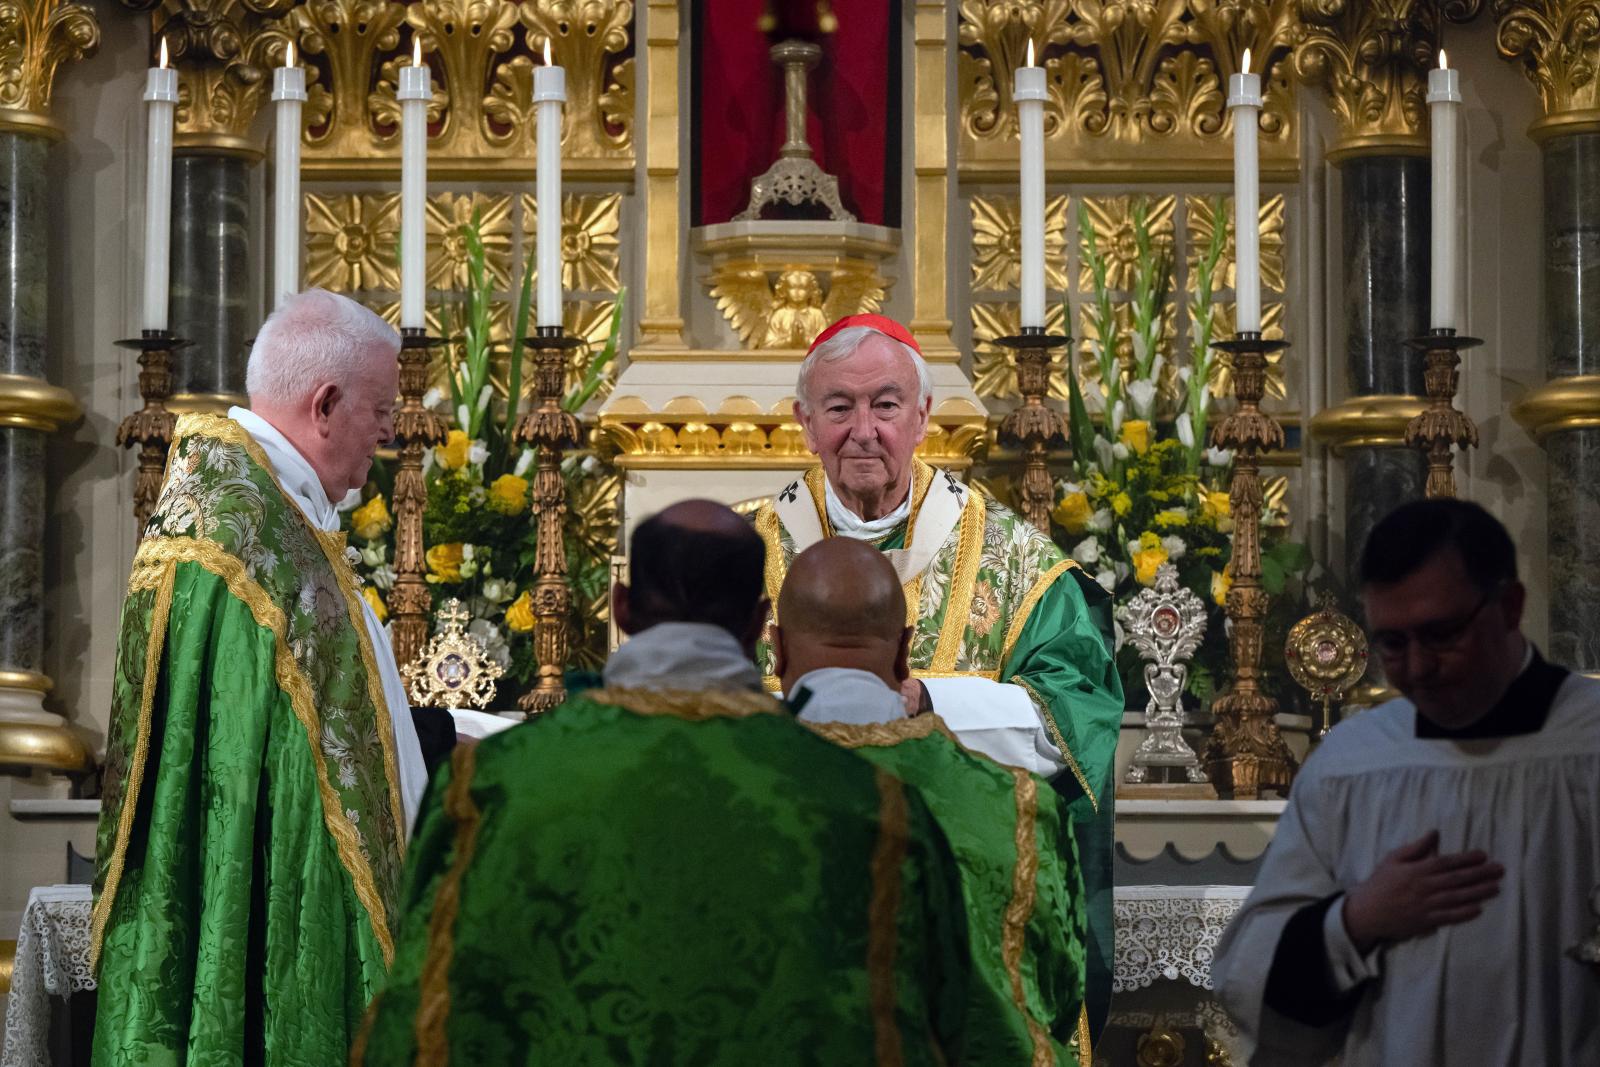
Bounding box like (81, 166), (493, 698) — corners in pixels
(1493, 0), (1600, 121)
(0, 0), (99, 117)
(291, 0), (409, 149)
(971, 301), (1071, 401)
(523, 192), (623, 293)
(1207, 302), (1288, 400)
(1076, 195), (1177, 293)
(305, 192), (401, 292)
(1291, 0), (1438, 152)
(427, 193), (514, 291)
(521, 0), (635, 159)
(969, 194), (1070, 293)
(1185, 194), (1287, 294)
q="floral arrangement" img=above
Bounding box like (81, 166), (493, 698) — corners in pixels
(345, 211), (623, 705)
(1055, 196), (1308, 704)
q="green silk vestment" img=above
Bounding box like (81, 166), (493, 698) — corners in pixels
(806, 715), (1089, 1066)
(92, 414), (408, 1063)
(356, 686), (974, 1067)
(755, 460), (1124, 1040)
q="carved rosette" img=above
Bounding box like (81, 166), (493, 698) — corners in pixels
(0, 0), (100, 133)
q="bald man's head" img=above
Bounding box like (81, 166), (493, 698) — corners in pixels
(774, 539), (911, 694)
(614, 499), (769, 652)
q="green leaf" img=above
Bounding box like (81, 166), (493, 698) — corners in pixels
(1261, 554), (1287, 596)
(1065, 323), (1096, 477)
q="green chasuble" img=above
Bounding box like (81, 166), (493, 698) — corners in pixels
(756, 460), (1124, 1041)
(806, 715), (1089, 1067)
(356, 686), (972, 1067)
(92, 414), (408, 1064)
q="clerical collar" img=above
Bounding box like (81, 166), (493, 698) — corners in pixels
(603, 622), (763, 693)
(228, 406), (339, 532)
(790, 667), (906, 727)
(824, 476), (910, 542)
(1414, 644), (1569, 739)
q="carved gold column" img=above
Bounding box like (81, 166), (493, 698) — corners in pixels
(390, 331), (446, 668)
(911, 0), (955, 358)
(1205, 336), (1297, 799)
(1497, 0), (1600, 673)
(0, 0), (96, 773)
(637, 0), (685, 350)
(515, 330), (582, 713)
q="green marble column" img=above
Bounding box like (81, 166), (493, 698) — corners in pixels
(1540, 132), (1600, 672)
(168, 152), (252, 409)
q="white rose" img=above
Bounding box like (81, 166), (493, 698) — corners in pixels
(1072, 536), (1101, 565)
(1162, 535), (1187, 561)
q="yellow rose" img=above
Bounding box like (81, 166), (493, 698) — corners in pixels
(1052, 491), (1093, 534)
(1120, 419), (1151, 456)
(351, 495), (393, 542)
(1212, 564), (1232, 606)
(1201, 489), (1231, 522)
(505, 589), (535, 633)
(1133, 543), (1169, 586)
(361, 585), (388, 623)
(436, 429), (471, 470)
(487, 473), (529, 516)
(1112, 491), (1132, 517)
(425, 542), (465, 583)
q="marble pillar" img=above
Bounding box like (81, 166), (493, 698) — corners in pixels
(169, 153), (252, 406)
(1542, 132), (1600, 672)
(1340, 155), (1429, 589)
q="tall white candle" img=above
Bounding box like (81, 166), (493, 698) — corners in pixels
(1015, 39), (1047, 330)
(271, 41), (307, 310)
(399, 38), (430, 330)
(533, 38), (566, 329)
(1228, 48), (1263, 334)
(142, 38), (177, 333)
(1428, 50), (1461, 332)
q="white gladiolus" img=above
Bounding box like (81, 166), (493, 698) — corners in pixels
(1131, 333), (1149, 367)
(1110, 399), (1126, 436)
(1127, 379), (1157, 420)
(1072, 536), (1101, 564)
(1206, 446), (1233, 467)
(582, 455), (601, 474)
(422, 387), (445, 412)
(469, 441), (490, 466)
(1176, 412), (1195, 448)
(513, 449), (535, 477)
(1094, 437), (1117, 472)
(1080, 385), (1105, 413)
(1162, 535), (1187, 561)
(1176, 366), (1192, 386)
(1088, 508), (1113, 533)
(455, 404), (471, 432)
(477, 384), (494, 413)
(1095, 568), (1117, 593)
(1112, 442), (1130, 461)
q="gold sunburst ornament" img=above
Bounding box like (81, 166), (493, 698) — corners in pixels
(1284, 593), (1369, 737)
(402, 598), (504, 710)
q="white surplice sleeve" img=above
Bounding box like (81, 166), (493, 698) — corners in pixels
(919, 676), (1064, 776)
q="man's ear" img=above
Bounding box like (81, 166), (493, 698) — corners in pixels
(771, 624), (788, 680)
(792, 399), (819, 455)
(894, 625), (912, 684)
(311, 382), (341, 434)
(1500, 580), (1527, 633)
(612, 581), (635, 637)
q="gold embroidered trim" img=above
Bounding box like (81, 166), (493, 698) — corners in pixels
(1001, 770), (1054, 1066)
(1013, 675), (1098, 813)
(928, 493), (987, 673)
(999, 559), (1084, 668)
(90, 560), (175, 970)
(804, 464), (833, 538)
(868, 768), (908, 1067)
(756, 504), (786, 614)
(911, 669), (1001, 680)
(125, 536), (397, 962)
(585, 686), (785, 720)
(807, 714), (955, 749)
(414, 742), (481, 1065)
(1076, 1006), (1093, 1067)
(175, 414), (408, 847)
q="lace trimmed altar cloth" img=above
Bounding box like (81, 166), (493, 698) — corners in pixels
(2, 885), (94, 1067)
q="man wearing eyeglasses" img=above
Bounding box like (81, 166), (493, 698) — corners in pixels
(1212, 498), (1600, 1065)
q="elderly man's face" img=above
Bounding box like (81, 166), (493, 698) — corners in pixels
(1362, 548), (1526, 730)
(795, 334), (931, 516)
(323, 349), (397, 495)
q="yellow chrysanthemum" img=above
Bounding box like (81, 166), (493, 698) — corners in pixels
(1112, 491), (1132, 517)
(351, 495), (393, 542)
(1052, 491), (1093, 534)
(436, 429), (471, 470)
(1138, 530), (1162, 550)
(361, 585), (387, 623)
(487, 474), (529, 516)
(1212, 564), (1232, 606)
(505, 589), (535, 633)
(1120, 419), (1151, 456)
(1154, 508), (1188, 528)
(426, 542), (465, 583)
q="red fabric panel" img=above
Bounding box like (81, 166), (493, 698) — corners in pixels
(696, 1), (893, 226)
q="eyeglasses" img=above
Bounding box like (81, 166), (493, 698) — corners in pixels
(1369, 584), (1502, 661)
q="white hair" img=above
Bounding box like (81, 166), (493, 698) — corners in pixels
(245, 289), (400, 407)
(795, 325), (934, 413)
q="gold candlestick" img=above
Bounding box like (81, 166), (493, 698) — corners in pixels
(390, 328), (447, 669)
(514, 327), (583, 714)
(1204, 333), (1297, 798)
(116, 330), (189, 537)
(996, 328), (1070, 533)
(1405, 329), (1481, 499)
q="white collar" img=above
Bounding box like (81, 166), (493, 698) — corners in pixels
(603, 622), (763, 692)
(229, 406), (339, 532)
(791, 666), (906, 726)
(824, 476), (911, 542)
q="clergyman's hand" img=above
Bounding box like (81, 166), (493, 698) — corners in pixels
(1341, 830), (1504, 955)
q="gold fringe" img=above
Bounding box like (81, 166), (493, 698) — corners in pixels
(868, 769), (908, 1067)
(807, 714), (954, 749)
(585, 686), (785, 720)
(928, 494), (986, 673)
(90, 560), (175, 970)
(413, 743), (482, 1065)
(1001, 770), (1054, 1066)
(999, 559), (1085, 668)
(126, 537), (398, 963)
(1013, 676), (1098, 814)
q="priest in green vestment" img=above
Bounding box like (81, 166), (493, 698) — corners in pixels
(92, 291), (428, 1063)
(754, 314), (1124, 1040)
(357, 501), (974, 1066)
(776, 537), (1090, 1065)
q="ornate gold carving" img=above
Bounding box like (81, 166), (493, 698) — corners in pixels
(1291, 0), (1440, 159)
(1077, 195), (1176, 292)
(1285, 592), (1369, 736)
(401, 597), (504, 709)
(637, 0), (683, 348)
(1511, 373), (1600, 438)
(390, 331), (448, 667)
(1405, 332), (1480, 498)
(522, 192), (621, 293)
(973, 301), (1070, 401)
(911, 0), (957, 356)
(1309, 393), (1427, 451)
(144, 0), (295, 154)
(970, 194), (1070, 293)
(1076, 300), (1181, 407)
(289, 0), (633, 177)
(0, 372), (80, 432)
(0, 0), (99, 133)
(431, 192), (513, 290)
(115, 334), (182, 536)
(304, 192), (400, 292)
(1493, 0), (1600, 137)
(956, 0), (1300, 179)
(1184, 194), (1286, 296)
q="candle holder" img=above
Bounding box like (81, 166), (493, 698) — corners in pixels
(116, 330), (190, 537)
(1202, 332), (1297, 799)
(995, 328), (1071, 533)
(390, 328), (447, 669)
(513, 326), (584, 714)
(1404, 328), (1481, 499)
